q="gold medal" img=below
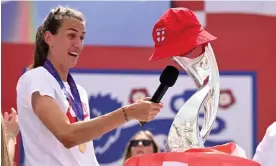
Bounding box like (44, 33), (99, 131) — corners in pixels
(78, 143), (86, 153)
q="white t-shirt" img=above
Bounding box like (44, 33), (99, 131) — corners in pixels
(16, 67), (99, 166)
(253, 121), (276, 166)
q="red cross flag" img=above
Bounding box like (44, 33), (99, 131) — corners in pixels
(124, 142), (260, 166)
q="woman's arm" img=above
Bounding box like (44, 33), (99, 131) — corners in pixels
(32, 92), (162, 148)
(5, 134), (16, 161)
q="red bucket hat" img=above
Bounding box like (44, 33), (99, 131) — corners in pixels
(150, 8), (217, 61)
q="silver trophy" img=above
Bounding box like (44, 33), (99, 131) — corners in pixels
(148, 7), (220, 153)
(166, 43), (220, 152)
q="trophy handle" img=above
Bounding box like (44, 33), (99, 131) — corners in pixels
(166, 84), (210, 151)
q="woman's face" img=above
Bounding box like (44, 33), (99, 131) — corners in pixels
(46, 18), (86, 68)
(130, 133), (155, 157)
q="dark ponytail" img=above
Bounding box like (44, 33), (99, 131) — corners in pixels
(32, 24), (49, 68)
(29, 6), (85, 69)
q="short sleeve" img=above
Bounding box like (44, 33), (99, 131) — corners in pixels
(17, 68), (56, 99)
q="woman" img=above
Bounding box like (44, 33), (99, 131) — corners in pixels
(253, 121), (276, 166)
(123, 130), (160, 164)
(16, 6), (163, 166)
(1, 108), (19, 166)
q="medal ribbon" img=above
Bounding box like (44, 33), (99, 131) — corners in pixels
(43, 59), (84, 121)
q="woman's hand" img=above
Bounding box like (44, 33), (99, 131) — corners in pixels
(3, 108), (19, 138)
(125, 97), (163, 122)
